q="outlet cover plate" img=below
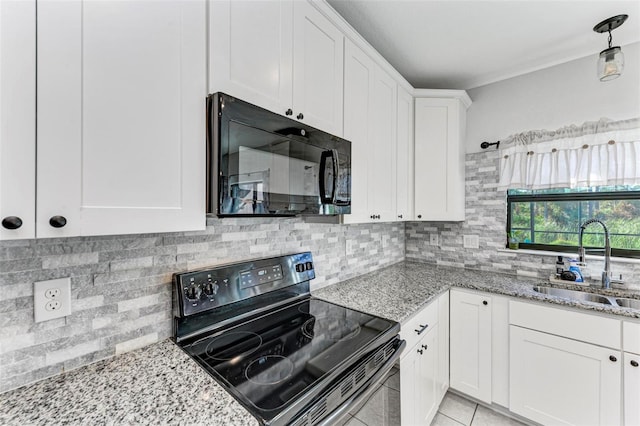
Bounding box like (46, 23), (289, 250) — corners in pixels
(34, 277), (71, 322)
(463, 235), (480, 249)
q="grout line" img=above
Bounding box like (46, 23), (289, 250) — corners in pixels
(437, 411), (467, 426)
(470, 403), (479, 426)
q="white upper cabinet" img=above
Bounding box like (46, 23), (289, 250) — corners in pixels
(0, 0), (36, 240)
(414, 94), (470, 221)
(343, 39), (397, 223)
(368, 65), (397, 222)
(343, 39), (374, 224)
(209, 0), (293, 116)
(210, 0), (344, 136)
(396, 86), (414, 221)
(36, 0), (206, 238)
(292, 1), (344, 136)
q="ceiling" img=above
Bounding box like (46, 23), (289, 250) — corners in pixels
(326, 0), (640, 90)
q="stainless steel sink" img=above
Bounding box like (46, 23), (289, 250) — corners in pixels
(533, 286), (640, 309)
(533, 286), (613, 305)
(615, 298), (640, 309)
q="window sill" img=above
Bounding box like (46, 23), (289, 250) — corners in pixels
(496, 248), (640, 265)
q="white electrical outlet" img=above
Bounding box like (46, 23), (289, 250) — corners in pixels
(430, 234), (439, 246)
(34, 277), (71, 322)
(463, 235), (480, 249)
(346, 239), (356, 256)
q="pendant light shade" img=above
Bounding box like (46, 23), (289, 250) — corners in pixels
(593, 15), (628, 82)
(598, 46), (624, 81)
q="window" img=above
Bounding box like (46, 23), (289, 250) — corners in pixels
(506, 185), (640, 258)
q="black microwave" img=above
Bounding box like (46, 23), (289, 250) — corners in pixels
(207, 93), (351, 217)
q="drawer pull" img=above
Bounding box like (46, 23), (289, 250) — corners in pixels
(421, 344), (428, 350)
(414, 324), (429, 335)
(483, 300), (488, 306)
(417, 349), (423, 355)
(631, 360), (639, 367)
(609, 355), (617, 362)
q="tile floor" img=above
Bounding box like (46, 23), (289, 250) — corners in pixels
(345, 369), (526, 426)
(433, 393), (526, 426)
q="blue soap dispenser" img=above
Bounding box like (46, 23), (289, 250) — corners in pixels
(569, 259), (584, 283)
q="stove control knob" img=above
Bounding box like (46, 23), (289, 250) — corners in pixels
(185, 285), (200, 301)
(203, 282), (218, 296)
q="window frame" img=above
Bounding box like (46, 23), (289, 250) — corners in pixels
(506, 190), (640, 259)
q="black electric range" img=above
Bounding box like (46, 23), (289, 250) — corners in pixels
(173, 252), (405, 426)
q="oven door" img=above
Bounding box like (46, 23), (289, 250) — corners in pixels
(285, 337), (406, 426)
(209, 93), (351, 217)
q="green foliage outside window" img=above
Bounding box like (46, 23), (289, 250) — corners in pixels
(507, 185), (640, 257)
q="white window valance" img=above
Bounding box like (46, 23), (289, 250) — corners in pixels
(498, 117), (640, 190)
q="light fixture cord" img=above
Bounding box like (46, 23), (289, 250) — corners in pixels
(608, 29), (613, 49)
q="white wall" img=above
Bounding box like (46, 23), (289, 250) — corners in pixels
(465, 41), (640, 154)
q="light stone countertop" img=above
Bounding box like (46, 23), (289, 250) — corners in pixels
(313, 260), (640, 322)
(312, 261), (640, 322)
(1, 261), (638, 426)
(0, 340), (259, 426)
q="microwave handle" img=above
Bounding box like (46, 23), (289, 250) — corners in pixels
(319, 150), (337, 204)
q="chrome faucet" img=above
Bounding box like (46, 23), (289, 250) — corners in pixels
(578, 218), (613, 289)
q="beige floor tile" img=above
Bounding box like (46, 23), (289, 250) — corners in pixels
(431, 413), (466, 426)
(438, 393), (477, 426)
(345, 415), (368, 426)
(470, 405), (526, 426)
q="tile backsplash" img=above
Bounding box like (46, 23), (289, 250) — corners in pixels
(2, 150), (639, 394)
(406, 150), (640, 290)
(0, 218), (404, 393)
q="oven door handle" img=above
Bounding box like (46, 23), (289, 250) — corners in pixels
(316, 339), (406, 426)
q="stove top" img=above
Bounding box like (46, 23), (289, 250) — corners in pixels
(172, 252), (403, 426)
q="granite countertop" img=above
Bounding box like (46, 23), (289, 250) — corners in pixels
(2, 261), (638, 426)
(0, 340), (259, 426)
(313, 261), (640, 322)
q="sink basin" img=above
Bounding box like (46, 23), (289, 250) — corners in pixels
(615, 298), (640, 309)
(533, 286), (613, 305)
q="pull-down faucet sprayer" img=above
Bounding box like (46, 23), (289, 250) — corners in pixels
(578, 219), (612, 289)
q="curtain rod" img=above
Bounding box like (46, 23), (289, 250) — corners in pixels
(480, 141), (500, 149)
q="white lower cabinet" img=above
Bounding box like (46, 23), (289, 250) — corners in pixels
(401, 324), (439, 426)
(624, 352), (640, 426)
(400, 292), (447, 426)
(510, 325), (621, 426)
(449, 289), (492, 403)
(436, 290), (449, 401)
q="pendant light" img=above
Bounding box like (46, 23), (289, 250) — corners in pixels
(593, 14), (628, 82)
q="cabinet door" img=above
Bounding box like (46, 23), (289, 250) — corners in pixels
(0, 0), (36, 240)
(209, 0), (293, 117)
(342, 39), (374, 224)
(625, 352), (640, 426)
(437, 290), (450, 400)
(292, 1), (343, 136)
(414, 98), (465, 221)
(367, 65), (397, 222)
(449, 289), (492, 403)
(395, 86), (413, 222)
(401, 325), (439, 426)
(510, 326), (621, 426)
(37, 0), (206, 238)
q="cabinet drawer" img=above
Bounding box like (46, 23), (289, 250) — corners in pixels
(510, 300), (621, 349)
(624, 321), (640, 354)
(401, 297), (439, 352)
